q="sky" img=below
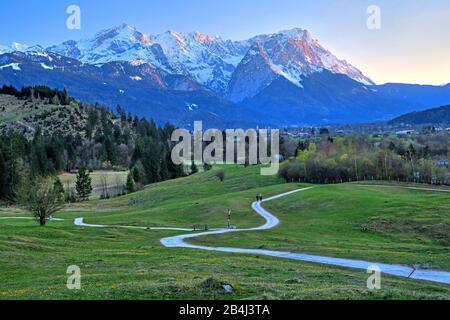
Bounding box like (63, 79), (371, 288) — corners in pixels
(1, 0), (449, 85)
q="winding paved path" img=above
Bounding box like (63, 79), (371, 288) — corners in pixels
(74, 187), (450, 285)
(159, 187), (450, 285)
(3, 186), (450, 285)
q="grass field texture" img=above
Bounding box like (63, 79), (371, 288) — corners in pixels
(0, 165), (449, 299)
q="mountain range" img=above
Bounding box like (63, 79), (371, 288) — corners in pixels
(1, 23), (449, 128)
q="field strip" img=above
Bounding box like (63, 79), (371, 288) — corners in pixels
(0, 217), (65, 221)
(353, 183), (450, 193)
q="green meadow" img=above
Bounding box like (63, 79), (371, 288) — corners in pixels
(0, 165), (449, 299)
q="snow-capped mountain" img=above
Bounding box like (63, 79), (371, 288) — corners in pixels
(228, 28), (373, 102)
(47, 24), (172, 71)
(0, 42), (31, 54)
(1, 23), (450, 127)
(46, 24), (372, 95)
(152, 30), (250, 94)
(0, 45), (10, 55)
(48, 24), (251, 94)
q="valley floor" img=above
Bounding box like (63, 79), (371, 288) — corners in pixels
(0, 166), (449, 299)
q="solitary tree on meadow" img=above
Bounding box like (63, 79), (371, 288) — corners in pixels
(17, 176), (65, 226)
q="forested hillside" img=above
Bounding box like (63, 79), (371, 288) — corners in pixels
(0, 85), (184, 200)
(389, 105), (450, 125)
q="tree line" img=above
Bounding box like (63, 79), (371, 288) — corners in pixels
(278, 132), (449, 185)
(0, 85), (72, 105)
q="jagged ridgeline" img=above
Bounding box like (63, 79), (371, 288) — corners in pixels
(0, 85), (185, 200)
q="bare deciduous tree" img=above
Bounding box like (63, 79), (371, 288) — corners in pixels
(17, 177), (65, 226)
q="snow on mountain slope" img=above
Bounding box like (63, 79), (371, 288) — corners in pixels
(47, 24), (172, 72)
(0, 63), (21, 71)
(3, 28), (450, 127)
(153, 30), (250, 94)
(0, 24), (388, 127)
(0, 42), (31, 54)
(228, 28), (373, 102)
(0, 45), (10, 55)
(47, 24), (250, 93)
(43, 24), (373, 96)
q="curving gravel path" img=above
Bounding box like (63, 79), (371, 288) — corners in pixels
(3, 186), (449, 285)
(74, 187), (450, 285)
(74, 217), (196, 231)
(159, 187), (450, 285)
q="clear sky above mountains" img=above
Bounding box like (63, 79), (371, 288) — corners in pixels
(1, 0), (449, 85)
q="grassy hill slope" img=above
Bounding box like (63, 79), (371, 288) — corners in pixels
(0, 165), (449, 299)
(194, 183), (450, 270)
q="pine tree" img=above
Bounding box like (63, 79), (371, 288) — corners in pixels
(53, 177), (65, 199)
(131, 164), (142, 184)
(61, 88), (69, 105)
(0, 151), (5, 198)
(142, 138), (162, 183)
(75, 167), (92, 201)
(125, 173), (136, 194)
(51, 94), (60, 105)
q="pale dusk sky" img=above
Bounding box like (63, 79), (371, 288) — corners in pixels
(1, 0), (449, 85)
